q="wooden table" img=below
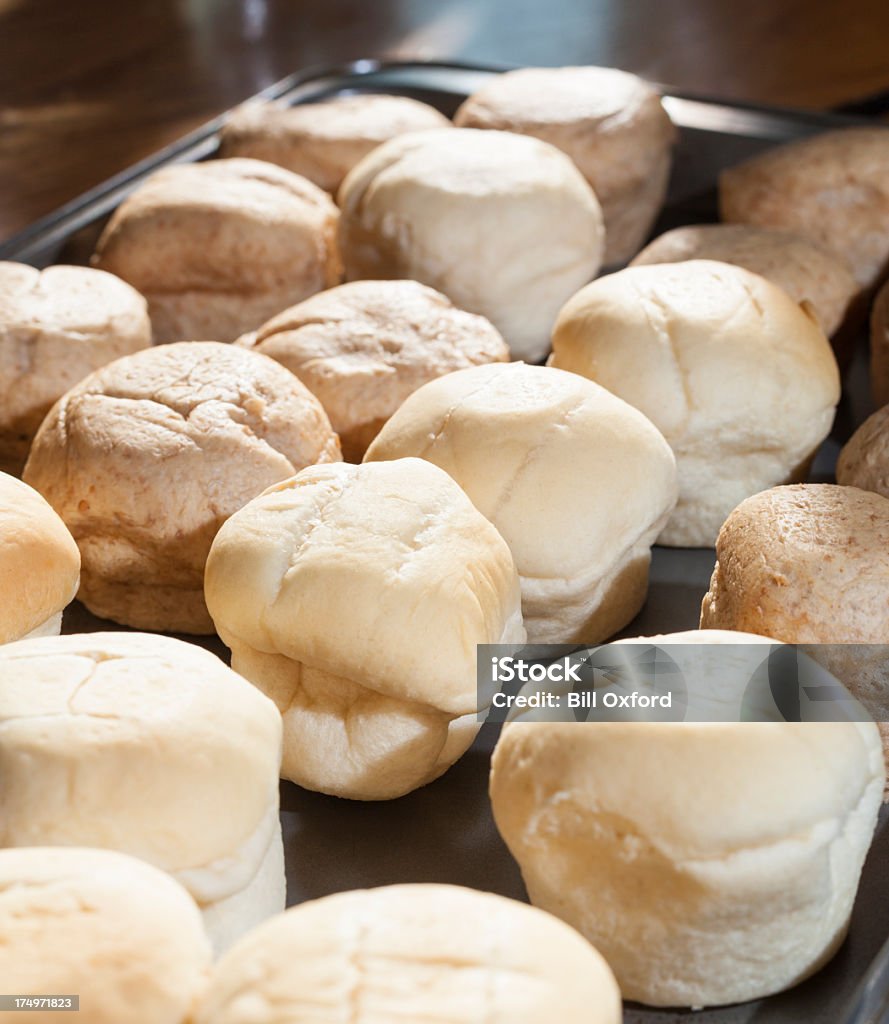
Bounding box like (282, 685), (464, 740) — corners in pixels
(3, 0), (889, 242)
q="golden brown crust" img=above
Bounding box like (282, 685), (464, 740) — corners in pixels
(23, 342), (340, 633)
(0, 472), (80, 643)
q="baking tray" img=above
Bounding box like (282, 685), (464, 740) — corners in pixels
(4, 60), (888, 1022)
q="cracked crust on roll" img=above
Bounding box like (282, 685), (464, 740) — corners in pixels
(204, 458), (525, 800)
(364, 361), (677, 644)
(22, 341), (341, 633)
(194, 884), (621, 1024)
(0, 632), (284, 950)
(0, 847), (211, 1024)
(236, 280), (509, 461)
(550, 260), (840, 547)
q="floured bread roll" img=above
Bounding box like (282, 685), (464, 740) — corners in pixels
(194, 884), (621, 1024)
(720, 128), (889, 288)
(204, 458), (525, 800)
(0, 261), (151, 474)
(0, 471), (79, 644)
(219, 95), (450, 193)
(365, 362), (677, 643)
(631, 224), (858, 338)
(237, 280), (509, 460)
(337, 128), (604, 362)
(871, 277), (889, 406)
(0, 632), (285, 954)
(837, 403), (889, 498)
(0, 847), (211, 1024)
(93, 158), (341, 343)
(455, 65), (675, 265)
(550, 260), (840, 546)
(491, 630), (885, 1008)
(701, 483), (889, 792)
(23, 341), (341, 633)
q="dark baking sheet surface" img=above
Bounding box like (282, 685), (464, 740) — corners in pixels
(13, 60), (887, 1022)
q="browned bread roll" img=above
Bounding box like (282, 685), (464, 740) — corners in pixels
(219, 95), (450, 193)
(23, 341), (340, 633)
(237, 280), (509, 460)
(720, 128), (889, 289)
(0, 261), (151, 475)
(93, 158), (341, 343)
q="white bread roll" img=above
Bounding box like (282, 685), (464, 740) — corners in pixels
(455, 65), (675, 265)
(630, 224), (858, 338)
(550, 260), (840, 546)
(365, 362), (677, 643)
(93, 158), (341, 343)
(204, 458), (525, 800)
(700, 483), (889, 794)
(0, 261), (151, 474)
(719, 127), (889, 289)
(0, 847), (211, 1024)
(194, 884), (621, 1024)
(236, 279), (509, 460)
(337, 128), (604, 362)
(0, 632), (285, 953)
(219, 94), (450, 193)
(22, 341), (341, 633)
(491, 630), (885, 1007)
(0, 471), (80, 644)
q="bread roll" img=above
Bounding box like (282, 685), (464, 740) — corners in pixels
(630, 224), (858, 338)
(837, 404), (889, 498)
(0, 847), (211, 1024)
(204, 458), (525, 800)
(337, 128), (604, 362)
(720, 127), (889, 289)
(194, 884), (621, 1024)
(237, 280), (509, 460)
(491, 630), (885, 1007)
(23, 341), (340, 633)
(93, 158), (341, 343)
(550, 260), (840, 546)
(0, 471), (79, 644)
(871, 276), (889, 406)
(455, 65), (675, 264)
(365, 362), (677, 643)
(219, 95), (450, 193)
(700, 483), (889, 791)
(0, 632), (285, 953)
(0, 261), (151, 474)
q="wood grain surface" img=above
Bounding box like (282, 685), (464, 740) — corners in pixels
(2, 0), (889, 241)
